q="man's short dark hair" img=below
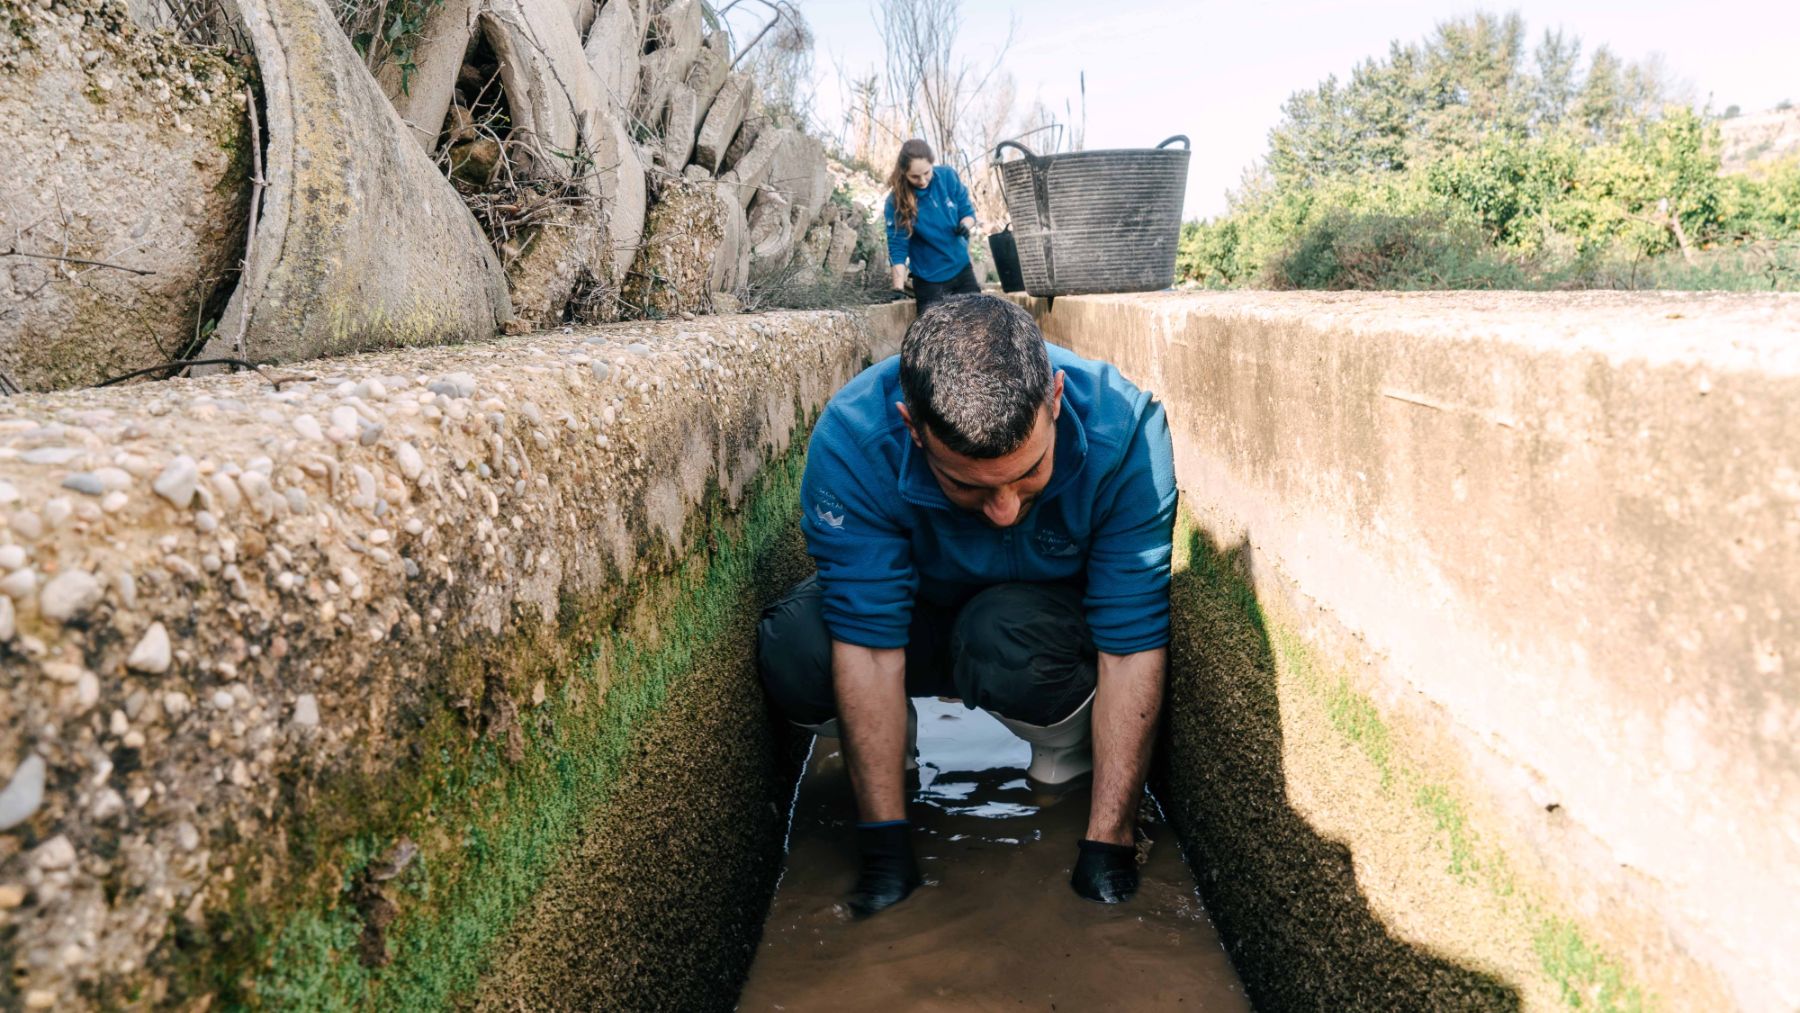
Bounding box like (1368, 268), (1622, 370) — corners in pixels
(899, 294), (1053, 459)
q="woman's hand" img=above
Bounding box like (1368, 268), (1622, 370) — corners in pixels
(957, 216), (978, 237)
(891, 264), (909, 291)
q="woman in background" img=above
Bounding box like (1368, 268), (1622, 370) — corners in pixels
(885, 139), (980, 312)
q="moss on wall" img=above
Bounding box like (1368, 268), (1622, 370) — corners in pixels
(1157, 511), (1650, 1012)
(149, 447), (811, 1010)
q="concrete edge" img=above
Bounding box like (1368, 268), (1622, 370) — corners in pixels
(1024, 292), (1797, 1011)
(0, 304), (911, 1008)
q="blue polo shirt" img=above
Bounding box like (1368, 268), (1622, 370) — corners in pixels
(800, 343), (1178, 654)
(884, 165), (977, 283)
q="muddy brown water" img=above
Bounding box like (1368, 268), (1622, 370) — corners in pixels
(737, 698), (1250, 1011)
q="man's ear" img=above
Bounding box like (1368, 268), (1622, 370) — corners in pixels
(896, 401), (925, 449)
(1048, 370), (1066, 421)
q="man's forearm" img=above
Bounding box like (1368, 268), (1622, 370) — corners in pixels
(1086, 647), (1167, 846)
(833, 641), (909, 823)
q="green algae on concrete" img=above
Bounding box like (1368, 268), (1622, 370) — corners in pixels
(0, 309), (886, 1010)
(1159, 511), (1652, 1013)
(1026, 291), (1794, 1009)
(185, 449), (809, 1010)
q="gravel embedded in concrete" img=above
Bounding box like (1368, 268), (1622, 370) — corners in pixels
(0, 306), (904, 1008)
(39, 570), (101, 622)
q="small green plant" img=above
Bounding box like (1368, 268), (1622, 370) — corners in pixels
(341, 0), (447, 95)
(1534, 917), (1649, 1013)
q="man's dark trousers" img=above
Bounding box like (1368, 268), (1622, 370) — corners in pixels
(756, 575), (1097, 727)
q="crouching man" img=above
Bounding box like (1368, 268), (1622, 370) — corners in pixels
(757, 294), (1177, 917)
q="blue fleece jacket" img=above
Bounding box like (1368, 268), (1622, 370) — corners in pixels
(884, 165), (977, 283)
(800, 343), (1178, 655)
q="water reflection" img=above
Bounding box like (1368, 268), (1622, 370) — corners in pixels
(736, 697), (1250, 1011)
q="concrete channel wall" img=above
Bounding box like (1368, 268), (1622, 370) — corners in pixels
(0, 304), (910, 1010)
(1027, 291), (1800, 1012)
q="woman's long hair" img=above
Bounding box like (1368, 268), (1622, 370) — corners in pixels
(887, 138), (935, 236)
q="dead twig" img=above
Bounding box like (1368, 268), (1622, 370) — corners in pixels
(0, 248), (156, 276)
(95, 357), (316, 390)
(228, 82), (266, 362)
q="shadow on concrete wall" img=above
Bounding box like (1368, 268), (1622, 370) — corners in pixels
(1155, 525), (1521, 1012)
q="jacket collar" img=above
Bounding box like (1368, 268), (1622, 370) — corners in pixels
(897, 397), (1089, 512)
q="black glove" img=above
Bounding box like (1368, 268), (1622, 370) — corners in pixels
(846, 820), (922, 918)
(876, 288), (908, 303)
(1070, 838), (1139, 903)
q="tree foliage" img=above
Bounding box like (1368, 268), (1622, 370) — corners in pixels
(1182, 11), (1800, 290)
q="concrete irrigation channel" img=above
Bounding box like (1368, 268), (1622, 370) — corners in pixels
(2, 293), (1797, 1011)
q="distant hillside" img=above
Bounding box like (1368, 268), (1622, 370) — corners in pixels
(1720, 107), (1800, 174)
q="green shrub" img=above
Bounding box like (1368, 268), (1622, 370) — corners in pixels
(1264, 210), (1526, 290)
(1176, 12), (1800, 291)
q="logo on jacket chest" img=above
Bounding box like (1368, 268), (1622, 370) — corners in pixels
(811, 488), (846, 529)
(1033, 525), (1082, 558)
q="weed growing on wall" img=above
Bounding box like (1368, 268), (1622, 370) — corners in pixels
(173, 450), (809, 1009)
(1163, 510), (1652, 1011)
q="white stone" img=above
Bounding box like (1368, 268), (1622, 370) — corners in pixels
(33, 834), (75, 871)
(194, 511), (218, 533)
(0, 480), (17, 505)
(429, 373), (477, 398)
(211, 690), (234, 710)
(238, 471), (272, 502)
(101, 491), (129, 514)
(43, 497), (71, 528)
(128, 623), (172, 674)
(210, 472), (242, 510)
(91, 787), (125, 821)
(10, 511), (43, 540)
(2, 567), (38, 599)
(21, 446), (81, 465)
(292, 693), (320, 728)
(292, 414), (324, 442)
(75, 670), (100, 711)
(394, 442), (425, 481)
(94, 466), (132, 491)
(0, 545), (24, 571)
(0, 753), (46, 831)
(43, 661), (84, 684)
(40, 569), (102, 622)
(163, 691), (191, 717)
(153, 455), (199, 508)
(0, 596), (13, 640)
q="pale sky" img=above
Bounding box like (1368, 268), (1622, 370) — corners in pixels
(779, 0), (1800, 219)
